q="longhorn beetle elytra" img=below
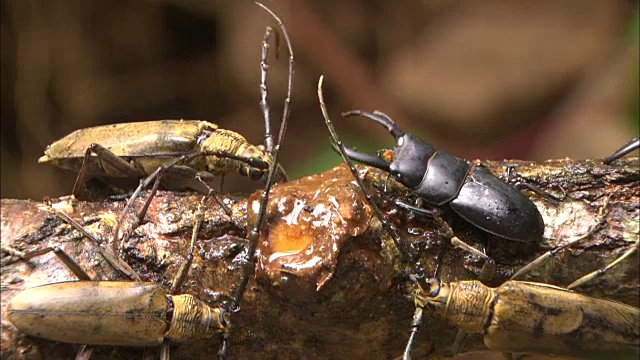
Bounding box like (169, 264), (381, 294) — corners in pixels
(39, 6), (290, 204)
(8, 3), (292, 359)
(7, 203), (229, 360)
(412, 275), (639, 359)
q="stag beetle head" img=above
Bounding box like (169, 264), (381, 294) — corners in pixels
(341, 110), (436, 189)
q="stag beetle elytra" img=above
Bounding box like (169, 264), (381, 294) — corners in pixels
(335, 110), (545, 243)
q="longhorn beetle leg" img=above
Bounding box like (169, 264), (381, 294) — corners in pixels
(8, 200), (229, 360)
(112, 151), (269, 256)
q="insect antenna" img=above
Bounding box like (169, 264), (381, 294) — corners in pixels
(317, 75), (414, 265)
(257, 1), (292, 182)
(218, 3), (293, 359)
(230, 0), (293, 312)
(259, 26), (274, 153)
(318, 75), (457, 360)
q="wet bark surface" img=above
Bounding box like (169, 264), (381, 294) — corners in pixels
(1, 158), (638, 360)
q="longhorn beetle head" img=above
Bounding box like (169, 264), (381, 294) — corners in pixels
(336, 111), (438, 190)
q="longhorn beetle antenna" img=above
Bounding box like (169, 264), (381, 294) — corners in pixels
(319, 76), (499, 359)
(256, 1), (292, 178)
(231, 0), (293, 309)
(260, 26), (275, 153)
(318, 75), (414, 266)
(318, 76), (427, 360)
(219, 3), (293, 358)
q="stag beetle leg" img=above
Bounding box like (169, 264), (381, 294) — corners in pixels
(395, 200), (497, 281)
(603, 137), (639, 164)
(394, 200), (438, 217)
(512, 182), (565, 204)
(505, 165), (566, 203)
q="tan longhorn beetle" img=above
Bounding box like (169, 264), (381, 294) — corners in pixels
(7, 2), (293, 359)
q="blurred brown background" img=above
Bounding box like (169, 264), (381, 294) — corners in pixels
(2, 0), (638, 200)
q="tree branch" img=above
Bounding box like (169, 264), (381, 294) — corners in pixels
(1, 158), (638, 359)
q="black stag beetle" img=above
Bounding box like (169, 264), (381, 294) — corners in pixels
(335, 110), (545, 244)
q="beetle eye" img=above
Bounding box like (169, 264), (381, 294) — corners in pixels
(246, 168), (264, 180)
(426, 278), (440, 297)
(219, 307), (231, 328)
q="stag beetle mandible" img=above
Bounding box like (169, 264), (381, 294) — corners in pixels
(336, 110), (545, 243)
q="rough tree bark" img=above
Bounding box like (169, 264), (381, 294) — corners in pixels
(1, 158), (638, 360)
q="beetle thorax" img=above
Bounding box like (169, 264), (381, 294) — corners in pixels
(199, 129), (248, 154)
(443, 281), (495, 334)
(165, 295), (226, 342)
(198, 129), (268, 176)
